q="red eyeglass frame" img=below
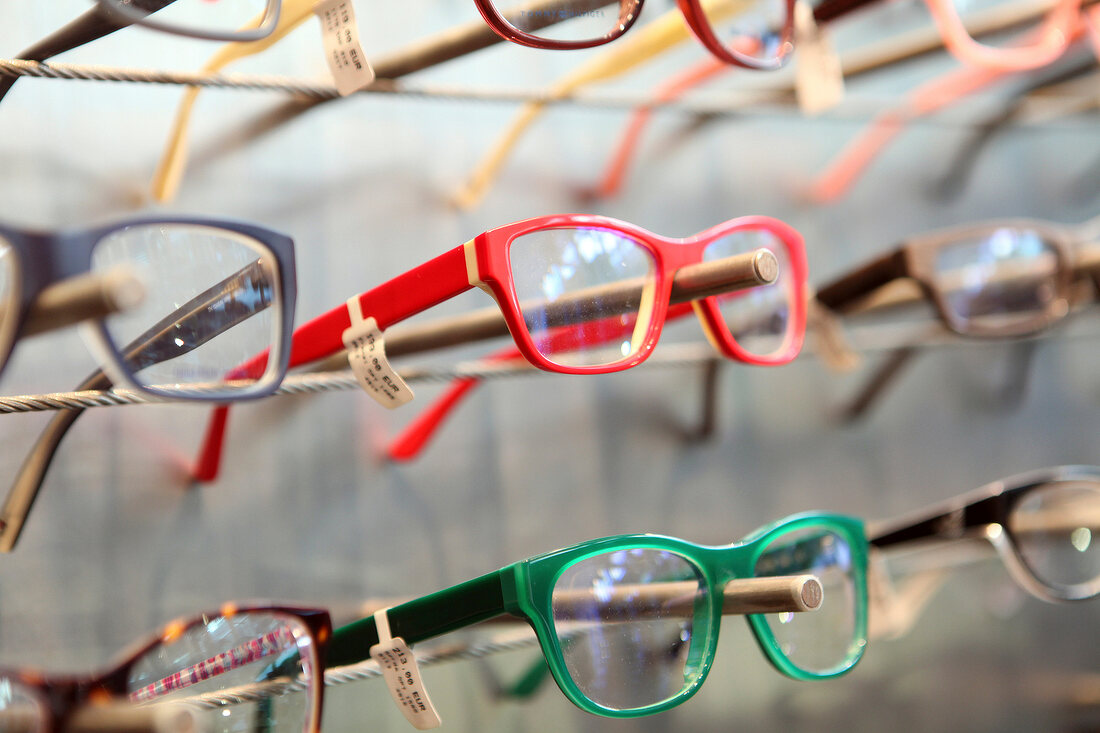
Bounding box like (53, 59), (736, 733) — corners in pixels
(194, 213), (807, 480)
(228, 213), (807, 380)
(469, 214), (807, 372)
(471, 0), (797, 69)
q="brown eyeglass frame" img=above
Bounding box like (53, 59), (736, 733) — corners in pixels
(0, 605), (331, 733)
(815, 219), (1084, 340)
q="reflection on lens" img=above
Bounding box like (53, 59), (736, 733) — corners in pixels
(0, 677), (47, 733)
(551, 549), (708, 711)
(494, 0), (627, 44)
(509, 227), (656, 368)
(92, 224), (280, 398)
(754, 527), (858, 675)
(0, 236), (20, 371)
(934, 228), (1060, 333)
(1009, 482), (1100, 592)
(97, 0), (274, 36)
(698, 0), (790, 63)
(703, 230), (792, 357)
(127, 612), (315, 733)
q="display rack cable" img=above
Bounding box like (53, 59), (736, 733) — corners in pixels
(2, 320), (1098, 415)
(0, 58), (1094, 125)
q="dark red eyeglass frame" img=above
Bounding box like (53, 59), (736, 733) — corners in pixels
(0, 605), (331, 733)
(471, 0), (797, 70)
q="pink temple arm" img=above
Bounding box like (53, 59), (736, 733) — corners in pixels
(385, 302), (703, 461)
(130, 628), (294, 703)
(597, 57), (729, 198)
(807, 64), (1015, 202)
(596, 38), (761, 198)
(387, 347), (525, 462)
(807, 19), (1091, 202)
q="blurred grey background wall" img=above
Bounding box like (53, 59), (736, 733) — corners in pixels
(0, 2), (1097, 731)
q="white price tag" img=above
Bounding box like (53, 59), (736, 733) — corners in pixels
(314, 0), (375, 96)
(342, 298), (414, 409)
(369, 609), (442, 730)
(794, 0), (844, 116)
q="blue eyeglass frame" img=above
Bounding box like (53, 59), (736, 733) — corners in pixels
(0, 215), (298, 402)
(94, 0), (282, 42)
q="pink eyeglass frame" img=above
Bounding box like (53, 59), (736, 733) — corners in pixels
(808, 11), (1097, 203)
(592, 0), (1087, 199)
(194, 213), (807, 480)
(473, 0), (797, 69)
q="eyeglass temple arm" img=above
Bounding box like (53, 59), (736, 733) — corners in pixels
(455, 0), (715, 209)
(608, 0), (1087, 202)
(130, 627), (297, 704)
(933, 57), (1099, 199)
(0, 259), (275, 552)
(327, 571), (510, 668)
(811, 0), (879, 24)
(828, 243), (1100, 421)
(810, 0), (1100, 204)
(387, 307), (713, 462)
(150, 0), (599, 203)
(814, 249), (909, 314)
(809, 60), (1011, 203)
(3, 246), (470, 550)
(833, 346), (920, 421)
(869, 495), (1006, 549)
(0, 0), (178, 104)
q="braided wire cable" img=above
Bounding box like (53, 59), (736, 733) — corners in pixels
(4, 319), (1100, 415)
(0, 343), (718, 415)
(165, 631), (542, 711)
(0, 58), (1095, 122)
(0, 57), (788, 111)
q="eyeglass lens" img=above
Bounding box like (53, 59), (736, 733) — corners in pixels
(0, 678), (48, 733)
(754, 526), (859, 675)
(703, 229), (793, 357)
(491, 0), (629, 44)
(932, 227), (1060, 332)
(550, 548), (710, 711)
(95, 0), (271, 36)
(508, 227), (657, 368)
(0, 237), (18, 371)
(126, 611), (315, 733)
(90, 224), (280, 398)
(697, 0), (790, 63)
(1008, 481), (1100, 591)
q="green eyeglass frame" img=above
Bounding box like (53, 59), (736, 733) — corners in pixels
(328, 512), (869, 720)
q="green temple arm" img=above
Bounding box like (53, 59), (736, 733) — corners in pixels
(327, 570), (518, 668)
